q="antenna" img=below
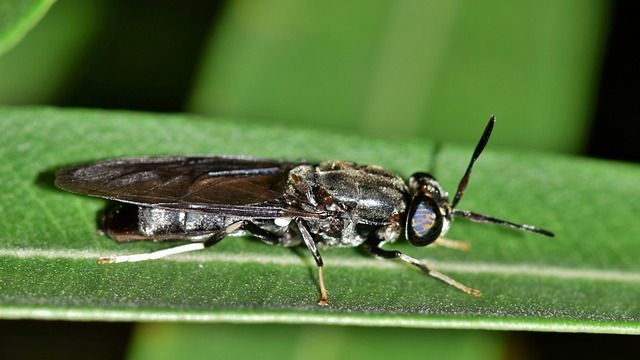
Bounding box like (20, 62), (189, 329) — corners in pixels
(451, 116), (495, 208)
(453, 209), (555, 237)
(450, 116), (555, 237)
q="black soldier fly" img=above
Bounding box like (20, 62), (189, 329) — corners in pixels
(55, 116), (553, 306)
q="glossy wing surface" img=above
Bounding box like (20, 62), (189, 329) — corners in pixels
(55, 156), (309, 217)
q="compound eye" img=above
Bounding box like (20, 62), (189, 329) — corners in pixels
(411, 202), (436, 237)
(406, 197), (443, 246)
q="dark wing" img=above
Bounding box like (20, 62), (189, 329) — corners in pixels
(55, 156), (315, 218)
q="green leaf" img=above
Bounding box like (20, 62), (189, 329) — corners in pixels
(1, 106), (639, 334)
(0, 0), (55, 56)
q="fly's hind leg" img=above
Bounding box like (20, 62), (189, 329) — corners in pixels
(238, 220), (284, 245)
(97, 220), (281, 264)
(97, 231), (226, 264)
(364, 235), (480, 297)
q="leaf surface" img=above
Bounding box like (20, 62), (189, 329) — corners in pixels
(0, 107), (639, 334)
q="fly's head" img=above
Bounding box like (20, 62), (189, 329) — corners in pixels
(404, 172), (452, 246)
(402, 116), (554, 246)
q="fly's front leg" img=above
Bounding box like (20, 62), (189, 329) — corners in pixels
(433, 237), (470, 251)
(364, 234), (480, 297)
(295, 218), (328, 306)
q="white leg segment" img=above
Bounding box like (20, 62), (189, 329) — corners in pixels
(434, 237), (470, 251)
(97, 221), (246, 265)
(398, 253), (480, 297)
(98, 243), (206, 264)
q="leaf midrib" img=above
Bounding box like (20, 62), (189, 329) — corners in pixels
(2, 247), (639, 283)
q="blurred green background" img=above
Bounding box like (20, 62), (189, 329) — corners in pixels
(0, 0), (611, 153)
(1, 0), (637, 359)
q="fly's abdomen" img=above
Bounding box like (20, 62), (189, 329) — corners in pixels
(138, 207), (224, 236)
(102, 204), (224, 242)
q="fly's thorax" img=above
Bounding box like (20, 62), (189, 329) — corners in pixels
(285, 165), (318, 206)
(314, 219), (364, 247)
(313, 161), (408, 225)
(284, 161), (408, 248)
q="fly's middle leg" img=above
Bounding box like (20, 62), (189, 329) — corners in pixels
(295, 218), (328, 306)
